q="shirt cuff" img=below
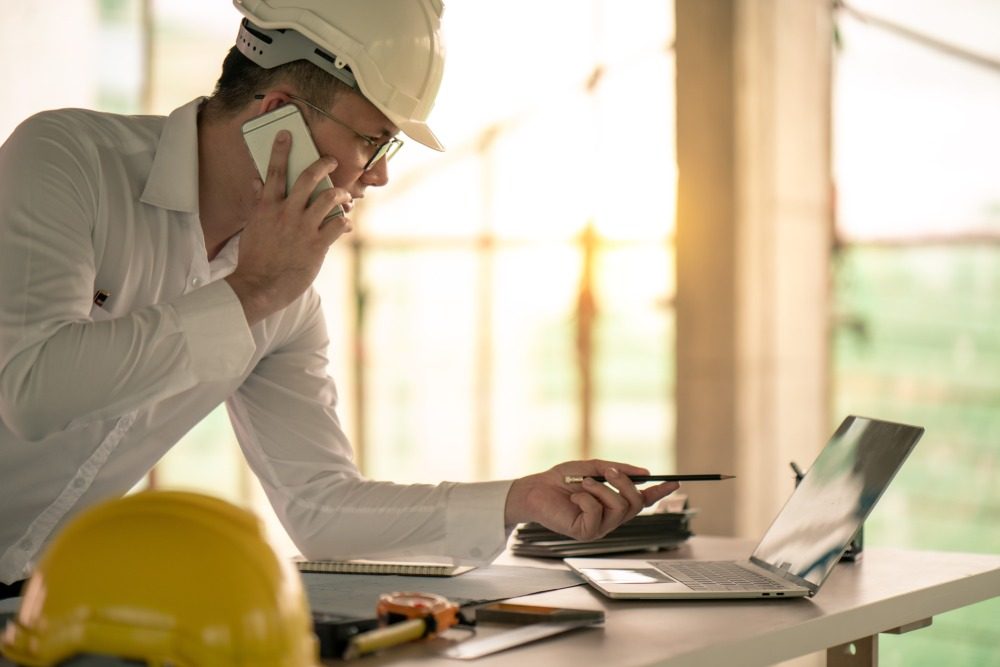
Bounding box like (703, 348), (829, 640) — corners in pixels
(173, 280), (255, 381)
(445, 480), (514, 563)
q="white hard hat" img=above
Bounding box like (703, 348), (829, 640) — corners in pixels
(233, 0), (446, 151)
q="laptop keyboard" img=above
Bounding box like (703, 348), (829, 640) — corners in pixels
(651, 560), (787, 591)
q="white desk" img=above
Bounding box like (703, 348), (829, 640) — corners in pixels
(352, 536), (1000, 667)
(1, 537), (995, 666)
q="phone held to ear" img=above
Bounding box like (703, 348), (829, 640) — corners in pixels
(241, 104), (345, 219)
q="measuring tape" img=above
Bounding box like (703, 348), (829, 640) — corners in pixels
(343, 592), (459, 659)
(376, 591), (459, 632)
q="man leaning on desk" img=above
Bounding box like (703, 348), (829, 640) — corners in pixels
(0, 0), (679, 600)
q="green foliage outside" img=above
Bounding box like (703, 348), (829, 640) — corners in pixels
(833, 244), (1000, 666)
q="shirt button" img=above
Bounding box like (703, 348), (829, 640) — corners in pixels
(20, 541), (32, 551)
(191, 277), (202, 288)
(72, 478), (85, 488)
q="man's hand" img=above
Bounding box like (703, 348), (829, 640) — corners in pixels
(226, 129), (351, 325)
(504, 460), (680, 541)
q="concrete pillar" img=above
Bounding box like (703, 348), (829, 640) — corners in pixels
(675, 0), (833, 540)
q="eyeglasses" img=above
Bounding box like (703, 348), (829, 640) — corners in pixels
(255, 93), (403, 171)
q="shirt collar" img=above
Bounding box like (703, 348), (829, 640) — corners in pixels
(140, 97), (205, 213)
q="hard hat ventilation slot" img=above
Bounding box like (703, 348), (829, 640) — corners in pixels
(312, 48), (357, 89)
(313, 48), (351, 74)
(242, 20), (273, 45)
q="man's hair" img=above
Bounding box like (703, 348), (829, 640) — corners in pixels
(204, 46), (351, 119)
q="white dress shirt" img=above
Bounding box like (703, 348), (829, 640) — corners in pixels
(0, 98), (512, 584)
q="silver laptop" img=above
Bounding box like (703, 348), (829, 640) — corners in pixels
(566, 415), (924, 599)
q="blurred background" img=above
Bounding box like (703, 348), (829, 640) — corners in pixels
(1, 1), (997, 665)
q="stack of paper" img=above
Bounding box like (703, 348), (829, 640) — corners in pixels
(511, 510), (694, 558)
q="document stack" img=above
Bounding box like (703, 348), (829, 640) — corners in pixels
(511, 498), (694, 558)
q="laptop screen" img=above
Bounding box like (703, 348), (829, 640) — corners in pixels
(751, 416), (924, 589)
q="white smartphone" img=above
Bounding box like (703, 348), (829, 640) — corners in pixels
(241, 104), (344, 218)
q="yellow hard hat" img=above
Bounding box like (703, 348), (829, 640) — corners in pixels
(1, 490), (319, 666)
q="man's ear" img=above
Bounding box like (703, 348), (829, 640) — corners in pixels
(253, 91), (292, 114)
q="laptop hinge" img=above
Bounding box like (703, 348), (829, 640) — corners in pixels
(750, 555), (820, 594)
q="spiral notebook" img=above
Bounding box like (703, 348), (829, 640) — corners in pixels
(294, 558), (475, 577)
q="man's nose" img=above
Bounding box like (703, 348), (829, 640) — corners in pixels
(362, 156), (390, 187)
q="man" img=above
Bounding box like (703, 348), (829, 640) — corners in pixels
(0, 0), (678, 597)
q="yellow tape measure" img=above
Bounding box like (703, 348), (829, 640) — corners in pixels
(343, 592), (459, 659)
(376, 591), (459, 631)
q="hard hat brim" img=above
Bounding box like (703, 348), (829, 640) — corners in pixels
(393, 118), (444, 152)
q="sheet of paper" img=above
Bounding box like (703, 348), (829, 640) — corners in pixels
(0, 565), (583, 624)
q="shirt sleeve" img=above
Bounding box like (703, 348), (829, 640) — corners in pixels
(0, 113), (256, 441)
(226, 292), (513, 565)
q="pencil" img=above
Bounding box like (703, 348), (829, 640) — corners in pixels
(563, 474), (735, 484)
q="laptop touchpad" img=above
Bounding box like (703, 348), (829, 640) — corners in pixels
(579, 568), (676, 584)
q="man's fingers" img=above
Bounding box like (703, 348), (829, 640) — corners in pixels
(641, 481), (681, 506)
(287, 156), (338, 211)
(310, 187), (351, 228)
(581, 477), (630, 513)
(568, 492), (603, 539)
(580, 459), (650, 478)
(600, 468), (645, 516)
(580, 469), (644, 521)
(264, 130), (291, 198)
(579, 478), (631, 536)
(258, 145), (349, 238)
(318, 211), (352, 244)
